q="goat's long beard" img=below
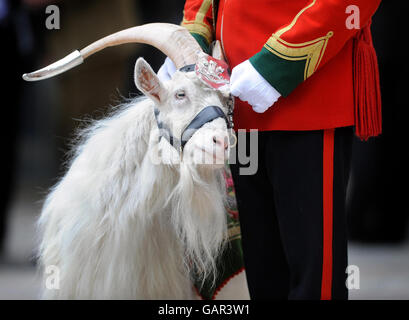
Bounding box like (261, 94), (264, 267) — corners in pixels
(136, 144), (228, 288)
(170, 162), (228, 286)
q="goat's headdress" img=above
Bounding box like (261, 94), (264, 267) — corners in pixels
(22, 23), (236, 151)
(22, 23), (228, 86)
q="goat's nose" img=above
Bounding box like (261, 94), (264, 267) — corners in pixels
(213, 135), (229, 150)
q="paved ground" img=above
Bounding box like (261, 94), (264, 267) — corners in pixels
(348, 240), (409, 299)
(1, 186), (408, 300)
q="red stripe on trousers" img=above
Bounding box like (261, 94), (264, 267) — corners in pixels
(321, 129), (335, 300)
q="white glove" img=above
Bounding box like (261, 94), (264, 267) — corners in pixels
(230, 60), (281, 113)
(157, 57), (177, 82)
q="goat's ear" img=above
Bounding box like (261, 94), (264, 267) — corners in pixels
(134, 58), (167, 104)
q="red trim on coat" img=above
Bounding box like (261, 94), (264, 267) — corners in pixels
(194, 267), (246, 300)
(212, 267), (246, 300)
(321, 129), (334, 300)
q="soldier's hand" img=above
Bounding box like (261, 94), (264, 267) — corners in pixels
(230, 60), (281, 113)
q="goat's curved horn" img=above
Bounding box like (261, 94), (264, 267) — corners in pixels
(22, 23), (202, 81)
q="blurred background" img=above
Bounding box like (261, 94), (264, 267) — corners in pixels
(0, 0), (407, 299)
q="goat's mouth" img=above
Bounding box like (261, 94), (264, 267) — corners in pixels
(194, 146), (227, 165)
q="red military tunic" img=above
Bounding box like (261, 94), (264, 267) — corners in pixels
(182, 0), (381, 138)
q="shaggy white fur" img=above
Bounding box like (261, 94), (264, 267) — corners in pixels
(38, 60), (232, 299)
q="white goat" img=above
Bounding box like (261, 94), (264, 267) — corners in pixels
(28, 24), (245, 299)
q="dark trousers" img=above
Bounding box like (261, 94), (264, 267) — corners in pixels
(230, 127), (353, 300)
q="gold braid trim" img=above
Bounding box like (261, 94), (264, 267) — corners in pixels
(265, 32), (333, 79)
(181, 0), (213, 44)
(265, 0), (333, 79)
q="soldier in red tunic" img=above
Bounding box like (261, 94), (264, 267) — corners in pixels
(159, 0), (382, 299)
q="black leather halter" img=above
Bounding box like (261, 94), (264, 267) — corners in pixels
(153, 63), (234, 153)
(154, 105), (230, 152)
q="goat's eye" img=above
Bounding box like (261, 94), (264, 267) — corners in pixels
(175, 90), (186, 100)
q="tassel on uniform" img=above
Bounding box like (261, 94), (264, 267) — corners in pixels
(353, 21), (382, 141)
